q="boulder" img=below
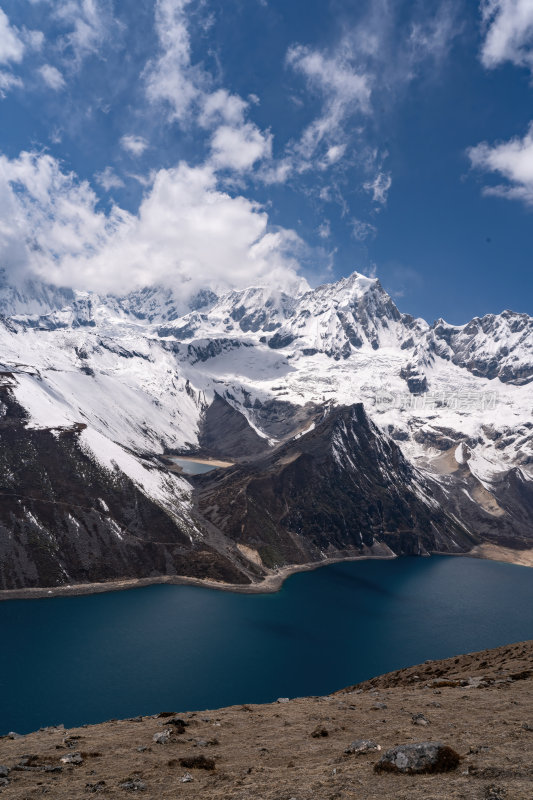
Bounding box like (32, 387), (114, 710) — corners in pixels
(153, 730), (171, 745)
(411, 713), (430, 726)
(60, 752), (83, 765)
(0, 766), (9, 779)
(374, 742), (460, 774)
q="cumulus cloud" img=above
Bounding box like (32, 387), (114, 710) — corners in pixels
(120, 135), (149, 156)
(480, 0), (533, 72)
(210, 123), (272, 172)
(468, 123), (533, 205)
(0, 151), (305, 301)
(39, 64), (66, 90)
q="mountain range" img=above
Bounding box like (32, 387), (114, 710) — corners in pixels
(0, 270), (531, 590)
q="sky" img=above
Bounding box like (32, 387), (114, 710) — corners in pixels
(0, 0), (532, 323)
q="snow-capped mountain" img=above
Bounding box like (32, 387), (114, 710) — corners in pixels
(0, 270), (531, 590)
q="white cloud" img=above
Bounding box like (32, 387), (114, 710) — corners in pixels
(0, 70), (22, 97)
(0, 9), (25, 64)
(352, 218), (377, 240)
(95, 166), (125, 191)
(468, 123), (533, 205)
(145, 1), (272, 176)
(480, 0), (533, 71)
(55, 0), (116, 64)
(363, 171), (392, 205)
(318, 220), (331, 239)
(0, 151), (305, 301)
(120, 135), (149, 156)
(145, 0), (200, 123)
(39, 64), (66, 91)
(210, 123), (272, 172)
(199, 89), (248, 128)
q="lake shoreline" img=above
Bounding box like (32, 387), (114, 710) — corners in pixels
(0, 543), (532, 601)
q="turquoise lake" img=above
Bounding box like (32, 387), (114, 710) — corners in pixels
(170, 458), (219, 474)
(1, 556), (532, 734)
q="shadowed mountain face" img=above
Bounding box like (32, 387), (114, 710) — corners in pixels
(194, 404), (478, 569)
(197, 392), (270, 459)
(0, 379), (248, 590)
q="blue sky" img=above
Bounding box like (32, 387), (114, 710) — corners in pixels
(0, 0), (532, 322)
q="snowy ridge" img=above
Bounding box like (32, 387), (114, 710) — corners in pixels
(0, 270), (531, 517)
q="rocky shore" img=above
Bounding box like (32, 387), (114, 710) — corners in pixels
(1, 544), (532, 602)
(0, 640), (531, 799)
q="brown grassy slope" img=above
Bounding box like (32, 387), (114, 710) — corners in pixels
(0, 640), (531, 799)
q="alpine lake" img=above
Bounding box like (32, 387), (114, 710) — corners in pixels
(1, 555), (532, 734)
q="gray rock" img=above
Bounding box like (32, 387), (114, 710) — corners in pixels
(375, 742), (461, 774)
(344, 739), (381, 755)
(60, 752), (83, 765)
(412, 713), (430, 726)
(119, 779), (147, 791)
(371, 702), (387, 710)
(522, 722), (533, 731)
(7, 732), (22, 740)
(0, 778), (9, 788)
(277, 697), (290, 703)
(0, 767), (9, 779)
(153, 730), (171, 744)
(180, 773), (194, 783)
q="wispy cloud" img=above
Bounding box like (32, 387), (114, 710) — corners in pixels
(364, 172), (392, 206)
(352, 218), (377, 241)
(286, 43), (371, 165)
(277, 0), (459, 197)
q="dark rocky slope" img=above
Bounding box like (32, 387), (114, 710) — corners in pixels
(194, 403), (478, 569)
(0, 378), (246, 590)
